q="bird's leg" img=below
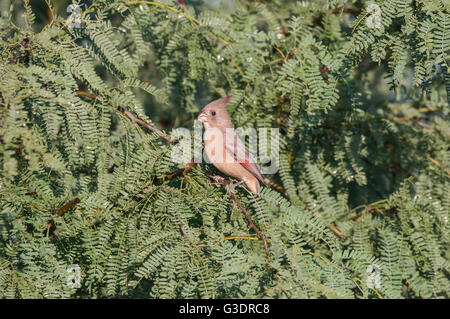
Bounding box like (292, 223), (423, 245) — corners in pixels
(225, 180), (245, 193)
(208, 176), (245, 192)
(209, 175), (226, 188)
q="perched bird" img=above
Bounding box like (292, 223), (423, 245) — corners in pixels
(197, 96), (266, 193)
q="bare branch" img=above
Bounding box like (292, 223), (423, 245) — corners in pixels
(228, 191), (270, 259)
(119, 107), (177, 144)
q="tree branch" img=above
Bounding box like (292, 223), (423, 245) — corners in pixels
(75, 91), (177, 144)
(118, 106), (177, 144)
(228, 191), (270, 259)
(46, 198), (80, 237)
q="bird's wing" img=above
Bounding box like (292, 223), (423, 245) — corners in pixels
(224, 129), (266, 185)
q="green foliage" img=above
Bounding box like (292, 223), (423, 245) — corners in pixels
(0, 0), (448, 298)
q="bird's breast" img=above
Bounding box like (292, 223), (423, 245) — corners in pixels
(203, 128), (233, 164)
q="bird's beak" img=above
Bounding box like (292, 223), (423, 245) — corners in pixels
(197, 112), (209, 123)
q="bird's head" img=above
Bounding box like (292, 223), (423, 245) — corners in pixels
(197, 96), (232, 129)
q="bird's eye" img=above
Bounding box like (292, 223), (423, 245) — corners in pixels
(211, 111), (216, 116)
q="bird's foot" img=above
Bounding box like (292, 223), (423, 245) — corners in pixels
(225, 180), (245, 193)
(208, 176), (245, 193)
(210, 175), (226, 188)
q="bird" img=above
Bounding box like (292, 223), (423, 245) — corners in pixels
(197, 96), (266, 193)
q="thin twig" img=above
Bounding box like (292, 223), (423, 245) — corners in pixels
(303, 202), (347, 240)
(427, 155), (450, 176)
(328, 224), (346, 240)
(350, 207), (388, 221)
(179, 220), (187, 237)
(205, 175), (270, 258)
(44, 0), (54, 24)
(331, 8), (361, 15)
(52, 198), (81, 217)
(75, 91), (177, 144)
(264, 178), (289, 197)
(228, 191), (270, 259)
(46, 198), (81, 237)
(119, 107), (177, 144)
(75, 90), (97, 99)
(396, 117), (433, 130)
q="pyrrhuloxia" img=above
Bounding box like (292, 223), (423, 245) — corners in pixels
(197, 96), (266, 193)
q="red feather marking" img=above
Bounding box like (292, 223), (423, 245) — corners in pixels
(241, 159), (251, 168)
